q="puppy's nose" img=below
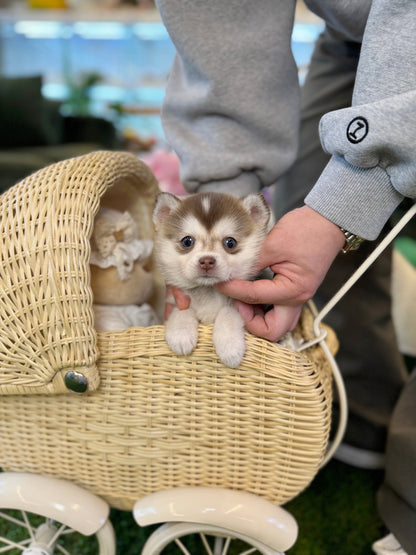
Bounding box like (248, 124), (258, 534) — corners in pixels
(199, 256), (216, 270)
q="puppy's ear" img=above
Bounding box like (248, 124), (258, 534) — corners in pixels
(242, 194), (271, 230)
(152, 192), (181, 229)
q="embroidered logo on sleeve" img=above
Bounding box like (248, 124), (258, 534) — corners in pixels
(346, 117), (369, 144)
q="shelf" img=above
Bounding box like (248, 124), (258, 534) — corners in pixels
(0, 3), (161, 23)
(0, 1), (321, 25)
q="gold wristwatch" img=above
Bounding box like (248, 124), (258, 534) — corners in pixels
(339, 227), (365, 254)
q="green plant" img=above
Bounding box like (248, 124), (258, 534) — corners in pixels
(63, 71), (103, 116)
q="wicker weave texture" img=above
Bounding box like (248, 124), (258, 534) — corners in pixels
(0, 323), (332, 511)
(0, 151), (159, 394)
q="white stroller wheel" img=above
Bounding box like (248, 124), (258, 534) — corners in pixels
(0, 509), (115, 555)
(141, 522), (284, 555)
(0, 472), (115, 554)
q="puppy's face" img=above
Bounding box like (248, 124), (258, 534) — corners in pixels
(152, 192), (270, 290)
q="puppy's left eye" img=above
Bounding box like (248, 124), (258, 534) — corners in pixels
(181, 236), (195, 249)
(223, 237), (237, 250)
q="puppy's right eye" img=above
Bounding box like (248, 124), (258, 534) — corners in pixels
(180, 236), (195, 249)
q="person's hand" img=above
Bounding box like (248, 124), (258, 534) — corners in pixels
(164, 285), (191, 320)
(216, 205), (346, 341)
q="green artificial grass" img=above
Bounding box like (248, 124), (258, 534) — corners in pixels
(285, 460), (385, 555)
(107, 460), (385, 554)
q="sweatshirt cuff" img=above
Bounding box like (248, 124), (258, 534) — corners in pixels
(305, 156), (404, 240)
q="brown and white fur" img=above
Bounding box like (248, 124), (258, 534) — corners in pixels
(152, 191), (271, 368)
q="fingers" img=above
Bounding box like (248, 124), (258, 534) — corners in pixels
(164, 284), (301, 341)
(216, 278), (277, 304)
(235, 301), (302, 342)
(172, 286), (191, 310)
(216, 275), (307, 307)
(164, 285), (191, 320)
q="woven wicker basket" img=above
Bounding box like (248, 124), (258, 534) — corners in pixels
(0, 151), (337, 511)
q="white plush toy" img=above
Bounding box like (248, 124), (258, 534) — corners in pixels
(90, 207), (159, 332)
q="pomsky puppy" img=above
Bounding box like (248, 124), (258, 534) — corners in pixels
(152, 191), (271, 368)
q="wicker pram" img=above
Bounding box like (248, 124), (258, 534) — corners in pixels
(0, 150), (338, 513)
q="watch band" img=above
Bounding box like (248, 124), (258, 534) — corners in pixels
(339, 227), (365, 254)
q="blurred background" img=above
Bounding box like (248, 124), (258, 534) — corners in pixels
(0, 0), (324, 169)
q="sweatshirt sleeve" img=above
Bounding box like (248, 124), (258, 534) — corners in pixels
(155, 0), (300, 195)
(305, 0), (416, 240)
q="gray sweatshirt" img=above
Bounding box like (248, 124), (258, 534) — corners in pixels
(155, 0), (416, 240)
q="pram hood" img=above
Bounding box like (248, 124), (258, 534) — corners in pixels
(0, 150), (160, 395)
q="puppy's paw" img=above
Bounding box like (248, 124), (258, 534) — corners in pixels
(213, 307), (245, 368)
(165, 308), (198, 356)
(216, 336), (245, 368)
(166, 327), (198, 355)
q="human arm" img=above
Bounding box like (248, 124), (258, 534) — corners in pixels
(221, 0), (416, 340)
(154, 0), (300, 196)
(305, 0), (416, 238)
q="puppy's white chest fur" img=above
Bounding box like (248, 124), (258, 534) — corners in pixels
(188, 287), (230, 324)
(152, 191), (270, 368)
